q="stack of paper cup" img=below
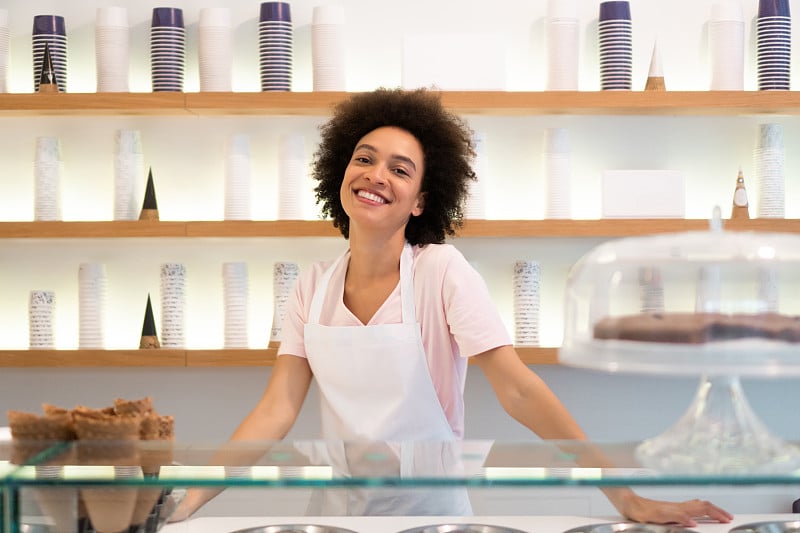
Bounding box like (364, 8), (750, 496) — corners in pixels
(598, 1), (632, 90)
(270, 261), (299, 346)
(513, 260), (541, 346)
(78, 263), (107, 349)
(95, 6), (130, 92)
(198, 7), (233, 92)
(754, 123), (785, 218)
(34, 136), (62, 221)
(114, 129), (145, 221)
(545, 0), (579, 91)
(0, 10), (9, 93)
(29, 290), (56, 349)
(312, 5), (346, 91)
(277, 134), (306, 220)
(224, 134), (252, 220)
(638, 266), (664, 313)
(464, 131), (487, 219)
(32, 15), (68, 92)
(708, 2), (744, 90)
(259, 2), (293, 91)
(756, 0), (791, 91)
(160, 263), (186, 348)
(543, 128), (571, 219)
(150, 7), (185, 92)
(223, 262), (249, 348)
(757, 265), (780, 312)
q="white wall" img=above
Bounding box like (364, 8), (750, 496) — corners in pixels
(1, 0), (800, 515)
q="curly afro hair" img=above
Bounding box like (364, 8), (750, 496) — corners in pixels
(311, 88), (476, 245)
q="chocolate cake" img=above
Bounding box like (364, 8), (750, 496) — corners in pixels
(593, 312), (800, 344)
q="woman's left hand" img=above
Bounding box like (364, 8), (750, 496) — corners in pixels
(615, 491), (734, 527)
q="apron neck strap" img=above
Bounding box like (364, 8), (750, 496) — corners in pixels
(308, 242), (416, 325)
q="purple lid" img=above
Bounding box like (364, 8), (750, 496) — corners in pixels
(599, 1), (631, 21)
(152, 7), (184, 28)
(758, 0), (791, 18)
(260, 2), (292, 22)
(32, 15), (66, 36)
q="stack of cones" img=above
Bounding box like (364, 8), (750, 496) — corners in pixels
(5, 397), (175, 533)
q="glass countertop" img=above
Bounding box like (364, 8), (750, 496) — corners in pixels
(3, 440), (800, 488)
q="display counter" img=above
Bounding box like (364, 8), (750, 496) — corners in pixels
(2, 439), (800, 533)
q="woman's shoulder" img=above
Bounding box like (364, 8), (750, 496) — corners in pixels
(412, 243), (471, 274)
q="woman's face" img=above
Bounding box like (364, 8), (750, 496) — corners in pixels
(340, 126), (426, 236)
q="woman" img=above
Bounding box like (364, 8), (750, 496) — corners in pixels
(174, 88), (732, 526)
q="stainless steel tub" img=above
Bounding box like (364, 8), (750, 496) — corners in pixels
(396, 524), (530, 533)
(562, 523), (700, 533)
(729, 521), (800, 533)
(230, 526), (360, 533)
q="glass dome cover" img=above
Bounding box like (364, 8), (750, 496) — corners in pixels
(560, 229), (800, 377)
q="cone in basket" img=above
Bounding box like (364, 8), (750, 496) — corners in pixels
(37, 42), (60, 94)
(72, 409), (141, 533)
(139, 168), (159, 221)
(644, 40), (665, 91)
(140, 294), (160, 349)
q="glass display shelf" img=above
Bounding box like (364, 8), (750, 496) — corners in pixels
(4, 440), (800, 489)
(4, 440), (800, 533)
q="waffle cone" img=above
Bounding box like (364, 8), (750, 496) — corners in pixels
(72, 411), (140, 466)
(130, 487), (163, 527)
(6, 410), (76, 464)
(80, 487), (137, 533)
(114, 397), (153, 418)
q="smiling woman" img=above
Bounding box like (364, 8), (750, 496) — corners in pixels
(171, 88), (732, 528)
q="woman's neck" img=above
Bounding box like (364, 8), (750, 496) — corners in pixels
(346, 231), (406, 281)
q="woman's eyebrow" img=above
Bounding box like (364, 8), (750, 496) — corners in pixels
(353, 143), (417, 172)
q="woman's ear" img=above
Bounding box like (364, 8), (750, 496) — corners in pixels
(412, 192), (426, 216)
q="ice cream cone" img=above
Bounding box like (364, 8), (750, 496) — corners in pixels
(140, 295), (160, 349)
(7, 410), (78, 531)
(645, 40), (666, 91)
(37, 42), (60, 94)
(72, 411), (140, 533)
(139, 168), (159, 221)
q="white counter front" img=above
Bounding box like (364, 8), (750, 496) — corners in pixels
(163, 514), (799, 533)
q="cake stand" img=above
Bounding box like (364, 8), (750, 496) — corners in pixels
(559, 221), (800, 474)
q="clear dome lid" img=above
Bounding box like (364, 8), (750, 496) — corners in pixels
(559, 229), (800, 376)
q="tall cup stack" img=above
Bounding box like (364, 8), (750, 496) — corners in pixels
(270, 262), (299, 347)
(543, 128), (571, 219)
(464, 131), (487, 219)
(114, 129), (145, 220)
(150, 7), (185, 92)
(32, 15), (68, 92)
(513, 260), (541, 346)
(259, 2), (293, 91)
(311, 5), (346, 91)
(545, 0), (579, 90)
(754, 123), (785, 218)
(223, 262), (249, 348)
(160, 263), (186, 348)
(95, 6), (130, 92)
(277, 134), (305, 220)
(78, 263), (107, 349)
(708, 2), (745, 90)
(225, 134), (252, 220)
(29, 290), (56, 349)
(598, 1), (633, 90)
(756, 0), (791, 91)
(0, 9), (9, 93)
(34, 136), (62, 221)
(198, 7), (233, 92)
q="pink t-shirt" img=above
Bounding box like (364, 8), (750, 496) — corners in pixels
(277, 243), (512, 439)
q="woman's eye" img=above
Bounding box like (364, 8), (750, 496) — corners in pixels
(393, 168), (409, 176)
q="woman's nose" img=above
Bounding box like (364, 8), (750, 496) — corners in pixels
(365, 166), (386, 184)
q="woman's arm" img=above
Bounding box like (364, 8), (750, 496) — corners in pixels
(171, 354), (313, 521)
(472, 345), (732, 527)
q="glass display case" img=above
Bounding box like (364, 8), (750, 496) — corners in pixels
(3, 439), (800, 533)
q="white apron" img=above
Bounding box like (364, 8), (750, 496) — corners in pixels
(301, 242), (472, 516)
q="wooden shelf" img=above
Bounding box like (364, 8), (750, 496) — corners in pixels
(3, 91), (800, 116)
(1, 219), (797, 239)
(0, 347), (558, 368)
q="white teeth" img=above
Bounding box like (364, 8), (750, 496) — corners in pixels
(357, 190), (386, 204)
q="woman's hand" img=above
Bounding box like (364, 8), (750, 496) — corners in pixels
(609, 489), (734, 527)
